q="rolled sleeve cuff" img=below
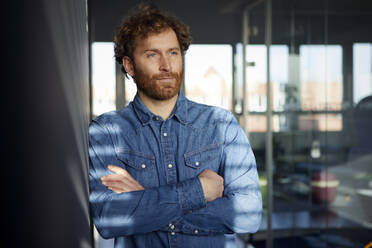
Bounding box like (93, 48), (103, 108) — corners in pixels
(177, 177), (206, 212)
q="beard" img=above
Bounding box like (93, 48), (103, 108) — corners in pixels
(133, 66), (183, 101)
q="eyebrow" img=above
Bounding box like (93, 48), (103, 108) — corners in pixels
(143, 47), (181, 53)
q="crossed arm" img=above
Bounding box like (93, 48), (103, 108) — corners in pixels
(89, 118), (262, 239)
(101, 165), (224, 203)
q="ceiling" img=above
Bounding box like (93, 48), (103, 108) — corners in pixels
(90, 0), (372, 44)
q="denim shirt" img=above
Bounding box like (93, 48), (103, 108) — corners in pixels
(89, 91), (262, 248)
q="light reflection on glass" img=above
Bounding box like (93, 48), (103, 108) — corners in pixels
(92, 42), (116, 117)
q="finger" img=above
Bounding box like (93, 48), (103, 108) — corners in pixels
(121, 173), (142, 185)
(126, 181), (145, 191)
(106, 165), (140, 184)
(102, 179), (126, 189)
(108, 186), (124, 194)
(108, 186), (143, 194)
(101, 174), (143, 189)
(102, 172), (141, 183)
(105, 169), (141, 186)
(103, 178), (144, 192)
(101, 173), (126, 182)
(107, 165), (128, 176)
(122, 175), (145, 189)
(102, 176), (143, 190)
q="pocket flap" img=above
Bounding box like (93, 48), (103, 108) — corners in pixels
(116, 148), (155, 170)
(184, 143), (221, 169)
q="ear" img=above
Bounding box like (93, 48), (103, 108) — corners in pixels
(123, 56), (134, 77)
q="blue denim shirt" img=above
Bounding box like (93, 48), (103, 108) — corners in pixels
(89, 91), (262, 248)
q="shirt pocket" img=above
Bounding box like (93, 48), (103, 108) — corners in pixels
(184, 143), (222, 178)
(116, 148), (158, 188)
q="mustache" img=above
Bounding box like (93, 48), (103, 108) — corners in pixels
(152, 72), (180, 80)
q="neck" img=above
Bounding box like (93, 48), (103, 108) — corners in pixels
(137, 91), (179, 120)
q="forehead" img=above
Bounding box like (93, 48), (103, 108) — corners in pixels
(133, 28), (180, 53)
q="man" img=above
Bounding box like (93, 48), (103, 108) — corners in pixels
(89, 5), (262, 248)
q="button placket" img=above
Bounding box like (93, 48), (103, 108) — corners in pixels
(161, 121), (177, 184)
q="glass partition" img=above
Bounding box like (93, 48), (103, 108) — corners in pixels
(237, 1), (372, 247)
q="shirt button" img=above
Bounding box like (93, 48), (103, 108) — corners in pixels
(163, 132), (168, 137)
(168, 164), (173, 169)
(141, 164), (146, 169)
(194, 229), (199, 234)
(171, 231), (175, 235)
(170, 224), (175, 230)
(155, 117), (160, 121)
(195, 161), (199, 166)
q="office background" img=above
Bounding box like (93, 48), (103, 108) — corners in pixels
(5, 0), (372, 247)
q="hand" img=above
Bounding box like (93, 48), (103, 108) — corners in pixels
(100, 165), (144, 194)
(198, 169), (224, 202)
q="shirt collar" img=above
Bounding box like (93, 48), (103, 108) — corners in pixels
(132, 91), (188, 125)
(172, 91), (188, 124)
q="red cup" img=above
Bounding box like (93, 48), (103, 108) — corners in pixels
(311, 171), (339, 204)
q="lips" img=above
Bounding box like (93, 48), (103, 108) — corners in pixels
(157, 77), (174, 80)
(155, 75), (176, 84)
(155, 74), (175, 80)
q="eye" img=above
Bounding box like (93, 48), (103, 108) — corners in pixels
(170, 50), (179, 56)
(147, 53), (156, 58)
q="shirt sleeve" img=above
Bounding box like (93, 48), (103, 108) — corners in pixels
(89, 119), (206, 239)
(168, 114), (262, 236)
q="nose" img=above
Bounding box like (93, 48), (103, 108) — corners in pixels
(159, 54), (171, 72)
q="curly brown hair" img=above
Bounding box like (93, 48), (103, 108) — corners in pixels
(114, 4), (192, 75)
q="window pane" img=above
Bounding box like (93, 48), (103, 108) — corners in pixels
(246, 45), (268, 112)
(353, 43), (372, 104)
(299, 45), (343, 131)
(300, 45), (343, 111)
(124, 75), (137, 105)
(91, 42), (116, 117)
(236, 44), (288, 132)
(184, 44), (232, 110)
(298, 114), (342, 131)
(236, 44), (289, 113)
